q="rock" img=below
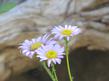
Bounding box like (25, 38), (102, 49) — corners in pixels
(102, 15), (109, 24)
(0, 55), (11, 81)
(80, 7), (109, 18)
(82, 0), (109, 11)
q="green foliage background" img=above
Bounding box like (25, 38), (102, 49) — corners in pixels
(0, 2), (16, 14)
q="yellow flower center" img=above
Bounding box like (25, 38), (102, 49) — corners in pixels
(31, 42), (42, 50)
(46, 50), (57, 59)
(61, 29), (72, 36)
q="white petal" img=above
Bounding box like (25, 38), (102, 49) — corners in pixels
(56, 58), (61, 64)
(67, 37), (70, 41)
(40, 58), (48, 61)
(25, 52), (30, 56)
(24, 40), (30, 43)
(37, 55), (47, 59)
(32, 39), (37, 43)
(47, 60), (52, 67)
(36, 37), (41, 41)
(52, 59), (56, 64)
(22, 50), (27, 53)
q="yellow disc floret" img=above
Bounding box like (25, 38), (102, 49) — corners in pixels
(46, 50), (57, 59)
(61, 29), (72, 36)
(31, 42), (42, 50)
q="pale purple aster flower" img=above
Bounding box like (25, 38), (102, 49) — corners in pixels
(36, 44), (65, 67)
(52, 25), (81, 41)
(19, 34), (56, 58)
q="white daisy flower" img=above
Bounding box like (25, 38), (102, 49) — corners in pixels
(52, 25), (81, 41)
(36, 44), (65, 67)
(19, 34), (56, 58)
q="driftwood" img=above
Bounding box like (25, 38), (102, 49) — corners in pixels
(0, 0), (109, 80)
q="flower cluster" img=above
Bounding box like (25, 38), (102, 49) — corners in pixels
(19, 25), (81, 67)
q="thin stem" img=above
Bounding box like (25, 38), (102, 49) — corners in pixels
(64, 38), (73, 81)
(41, 62), (55, 81)
(52, 64), (59, 81)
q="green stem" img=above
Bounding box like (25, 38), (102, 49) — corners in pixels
(52, 64), (59, 81)
(41, 62), (55, 81)
(64, 38), (73, 81)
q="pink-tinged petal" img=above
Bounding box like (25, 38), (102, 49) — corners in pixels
(36, 48), (45, 55)
(60, 47), (64, 52)
(73, 28), (81, 35)
(58, 56), (64, 59)
(54, 34), (59, 38)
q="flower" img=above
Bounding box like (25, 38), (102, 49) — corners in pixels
(19, 34), (56, 58)
(52, 25), (81, 41)
(36, 44), (64, 67)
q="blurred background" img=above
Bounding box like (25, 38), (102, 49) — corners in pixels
(0, 0), (109, 81)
